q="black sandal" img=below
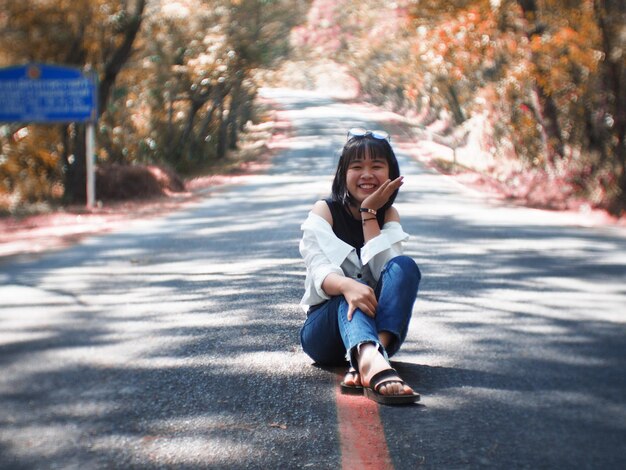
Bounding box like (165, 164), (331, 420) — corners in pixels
(364, 368), (420, 405)
(340, 368), (363, 395)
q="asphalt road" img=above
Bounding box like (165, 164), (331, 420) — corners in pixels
(1, 88), (626, 469)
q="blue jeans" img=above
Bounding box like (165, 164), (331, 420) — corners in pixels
(300, 256), (421, 368)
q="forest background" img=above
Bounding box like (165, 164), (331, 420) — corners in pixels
(0, 0), (624, 217)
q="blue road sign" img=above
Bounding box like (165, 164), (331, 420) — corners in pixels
(0, 63), (97, 123)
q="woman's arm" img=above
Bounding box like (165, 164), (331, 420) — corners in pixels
(321, 273), (377, 320)
(361, 206), (408, 281)
(361, 177), (403, 243)
(308, 200), (377, 320)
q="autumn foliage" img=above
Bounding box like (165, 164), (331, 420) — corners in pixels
(0, 0), (624, 215)
(0, 0), (309, 211)
(294, 0), (625, 215)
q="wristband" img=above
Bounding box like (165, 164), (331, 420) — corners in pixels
(359, 207), (377, 215)
(362, 217), (377, 225)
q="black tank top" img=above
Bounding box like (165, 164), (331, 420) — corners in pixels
(324, 198), (386, 258)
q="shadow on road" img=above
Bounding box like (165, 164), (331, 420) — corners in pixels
(1, 89), (626, 469)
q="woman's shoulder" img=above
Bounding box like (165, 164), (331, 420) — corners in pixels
(384, 205), (400, 224)
(311, 200), (333, 225)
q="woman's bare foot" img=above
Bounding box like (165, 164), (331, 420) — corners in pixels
(343, 367), (361, 387)
(340, 366), (364, 395)
(357, 343), (414, 396)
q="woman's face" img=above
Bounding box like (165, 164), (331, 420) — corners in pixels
(345, 154), (390, 205)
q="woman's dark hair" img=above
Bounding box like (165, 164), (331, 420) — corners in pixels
(331, 134), (401, 211)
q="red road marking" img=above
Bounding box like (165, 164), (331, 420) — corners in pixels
(335, 380), (394, 470)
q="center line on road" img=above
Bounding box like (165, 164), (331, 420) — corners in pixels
(335, 377), (394, 470)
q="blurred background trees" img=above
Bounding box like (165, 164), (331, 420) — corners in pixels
(0, 0), (624, 215)
(294, 0), (625, 214)
(0, 0), (309, 209)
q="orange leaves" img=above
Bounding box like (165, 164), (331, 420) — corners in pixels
(216, 0), (626, 212)
(0, 125), (64, 208)
(529, 21), (601, 99)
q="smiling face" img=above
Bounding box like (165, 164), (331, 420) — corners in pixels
(346, 151), (390, 205)
(331, 134), (401, 212)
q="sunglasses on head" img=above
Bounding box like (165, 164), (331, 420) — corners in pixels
(347, 127), (390, 142)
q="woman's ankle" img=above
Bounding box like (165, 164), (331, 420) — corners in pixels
(357, 343), (389, 384)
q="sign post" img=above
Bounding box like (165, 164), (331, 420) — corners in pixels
(86, 123), (96, 208)
(0, 63), (98, 208)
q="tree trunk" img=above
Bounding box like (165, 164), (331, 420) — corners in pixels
(214, 82), (231, 160)
(535, 85), (565, 162)
(166, 91), (175, 156)
(516, 0), (565, 163)
(179, 100), (204, 162)
(227, 79), (243, 150)
(98, 0), (146, 117)
(239, 89), (254, 130)
(199, 102), (218, 135)
(446, 83), (466, 125)
(63, 0), (146, 204)
(594, 0), (625, 214)
(217, 101), (228, 160)
(63, 124), (87, 204)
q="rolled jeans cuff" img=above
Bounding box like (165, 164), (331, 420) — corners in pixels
(347, 341), (388, 369)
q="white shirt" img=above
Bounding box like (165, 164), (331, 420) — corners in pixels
(299, 211), (410, 312)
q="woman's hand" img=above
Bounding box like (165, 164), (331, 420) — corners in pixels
(361, 176), (404, 211)
(341, 278), (378, 321)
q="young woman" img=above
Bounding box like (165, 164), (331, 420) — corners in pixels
(299, 128), (421, 405)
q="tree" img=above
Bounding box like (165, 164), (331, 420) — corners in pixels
(299, 0), (624, 213)
(592, 0), (625, 213)
(0, 0), (310, 208)
(0, 0), (146, 203)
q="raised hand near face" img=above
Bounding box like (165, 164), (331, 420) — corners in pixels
(361, 176), (403, 211)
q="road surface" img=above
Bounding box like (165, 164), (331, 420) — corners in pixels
(1, 88), (626, 469)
